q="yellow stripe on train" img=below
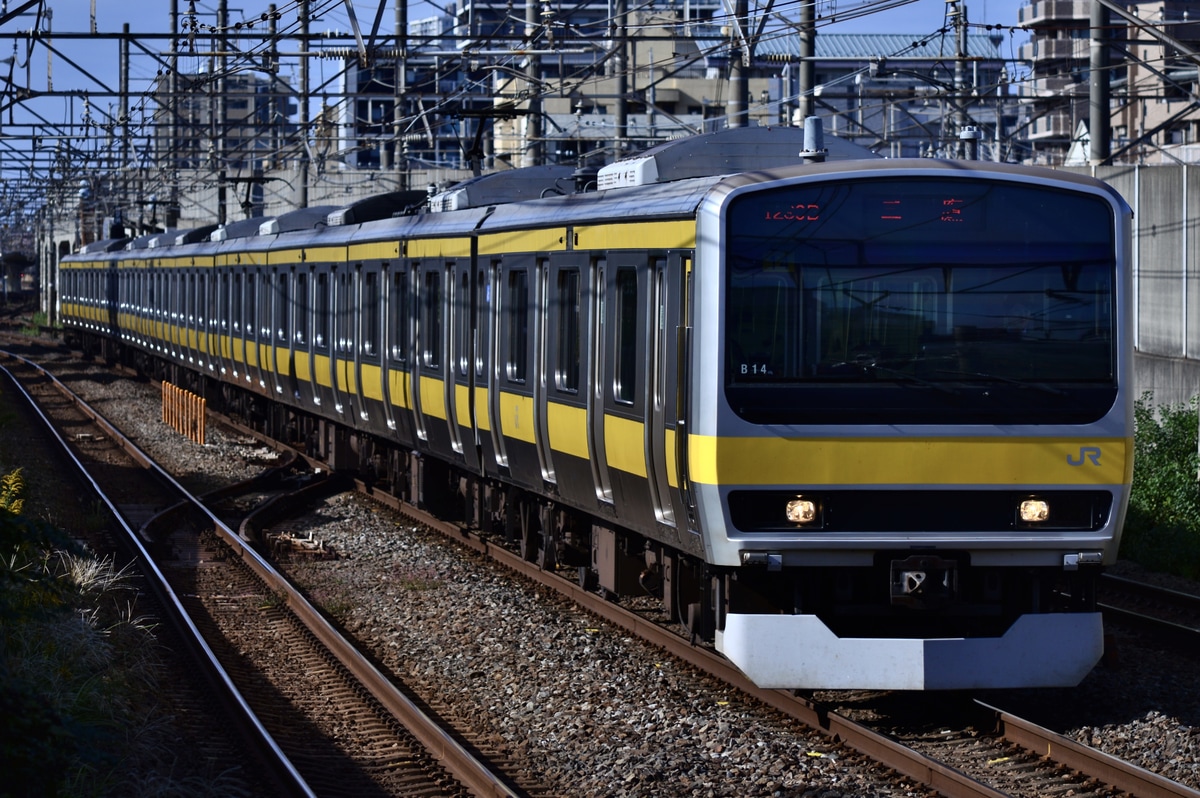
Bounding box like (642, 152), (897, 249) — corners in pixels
(687, 436), (1132, 486)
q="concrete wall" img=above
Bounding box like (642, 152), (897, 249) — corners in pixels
(1067, 165), (1200, 407)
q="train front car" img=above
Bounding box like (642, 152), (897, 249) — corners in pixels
(692, 159), (1133, 690)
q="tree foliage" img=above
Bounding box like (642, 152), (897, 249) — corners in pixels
(1123, 394), (1200, 579)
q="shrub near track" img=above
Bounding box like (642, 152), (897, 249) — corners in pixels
(1123, 393), (1200, 580)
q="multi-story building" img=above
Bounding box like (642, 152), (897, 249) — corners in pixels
(1018, 0), (1200, 164)
(335, 1), (1012, 171)
(154, 72), (296, 171)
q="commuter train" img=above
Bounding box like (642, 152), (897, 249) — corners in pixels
(59, 126), (1134, 690)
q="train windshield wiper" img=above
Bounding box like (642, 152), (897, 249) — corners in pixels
(934, 369), (1066, 396)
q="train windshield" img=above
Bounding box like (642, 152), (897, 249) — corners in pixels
(724, 176), (1118, 424)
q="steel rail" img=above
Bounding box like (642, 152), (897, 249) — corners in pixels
(0, 354), (316, 798)
(5, 352), (524, 798)
(365, 481), (1011, 798)
(979, 700), (1200, 798)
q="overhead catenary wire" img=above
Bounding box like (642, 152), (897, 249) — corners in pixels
(0, 0), (1189, 244)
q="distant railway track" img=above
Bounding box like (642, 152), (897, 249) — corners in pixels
(0, 350), (546, 798)
(1099, 572), (1200, 643)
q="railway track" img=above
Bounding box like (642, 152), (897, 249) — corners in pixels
(6, 338), (1199, 798)
(376, 489), (1200, 798)
(0, 350), (547, 798)
(1098, 572), (1200, 642)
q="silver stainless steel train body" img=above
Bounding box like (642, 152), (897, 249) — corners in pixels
(59, 142), (1134, 691)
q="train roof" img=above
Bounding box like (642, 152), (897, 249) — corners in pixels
(596, 125), (878, 189)
(326, 190), (428, 226)
(211, 216), (270, 241)
(260, 206), (339, 234)
(78, 237), (130, 254)
(125, 230), (179, 250)
(427, 165), (579, 212)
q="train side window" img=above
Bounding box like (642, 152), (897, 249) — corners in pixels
(315, 272), (329, 349)
(423, 270), (442, 367)
(390, 270), (408, 362)
(555, 268), (580, 393)
(614, 267), (638, 405)
(506, 269), (528, 383)
(364, 270), (379, 356)
(295, 271), (308, 345)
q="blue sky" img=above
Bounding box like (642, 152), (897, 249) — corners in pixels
(25, 1), (1033, 87)
(46, 0), (1031, 33)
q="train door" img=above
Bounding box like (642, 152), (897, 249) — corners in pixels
(177, 269), (189, 360)
(672, 256), (697, 533)
(484, 259), (509, 475)
(165, 269), (179, 358)
(413, 259), (468, 463)
(269, 268), (296, 404)
(357, 263), (388, 433)
(310, 264), (336, 414)
(311, 265), (336, 413)
(649, 253), (691, 530)
(186, 271), (200, 368)
(291, 267), (317, 409)
(495, 255), (545, 490)
(596, 254), (656, 527)
(545, 253), (594, 509)
(412, 261), (444, 453)
(470, 261), (494, 472)
(384, 265), (416, 448)
(450, 260), (481, 471)
(230, 269), (245, 381)
(217, 267), (233, 375)
(104, 262), (119, 337)
(533, 259), (555, 484)
(588, 258), (613, 505)
(198, 269), (210, 374)
(149, 268), (162, 349)
(247, 268), (266, 392)
(208, 267), (223, 376)
(331, 265), (353, 420)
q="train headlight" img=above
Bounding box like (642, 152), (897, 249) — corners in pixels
(1019, 499), (1050, 524)
(785, 497), (817, 525)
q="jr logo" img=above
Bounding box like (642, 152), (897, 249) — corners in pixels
(1067, 446), (1102, 466)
